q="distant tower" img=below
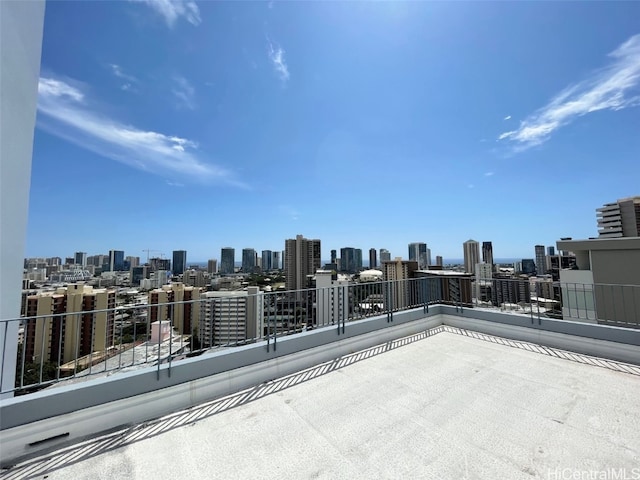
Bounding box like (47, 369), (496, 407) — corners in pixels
(482, 242), (494, 270)
(369, 248), (377, 268)
(463, 240), (480, 275)
(207, 259), (218, 274)
(379, 249), (391, 263)
(330, 249), (337, 264)
(262, 250), (273, 272)
(242, 248), (256, 273)
(74, 252), (87, 267)
(108, 250), (125, 272)
(172, 250), (187, 275)
(220, 247), (235, 274)
(435, 256), (443, 267)
(408, 242), (428, 269)
(272, 251), (281, 270)
(340, 247), (357, 273)
(534, 245), (546, 275)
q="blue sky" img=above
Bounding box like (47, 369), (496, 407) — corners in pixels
(27, 1), (640, 262)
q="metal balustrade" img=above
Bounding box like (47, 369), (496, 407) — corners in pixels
(2, 277), (639, 395)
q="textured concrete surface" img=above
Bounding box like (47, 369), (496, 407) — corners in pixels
(5, 331), (640, 480)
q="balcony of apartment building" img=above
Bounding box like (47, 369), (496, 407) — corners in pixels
(1, 276), (639, 479)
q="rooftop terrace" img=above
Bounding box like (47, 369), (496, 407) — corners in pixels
(2, 278), (640, 479)
(3, 326), (639, 479)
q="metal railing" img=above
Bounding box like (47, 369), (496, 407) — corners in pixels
(2, 277), (639, 395)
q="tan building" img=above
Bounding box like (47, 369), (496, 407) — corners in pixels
(24, 284), (116, 365)
(207, 259), (218, 274)
(285, 235), (321, 291)
(463, 239), (480, 275)
(383, 257), (418, 310)
(148, 283), (201, 337)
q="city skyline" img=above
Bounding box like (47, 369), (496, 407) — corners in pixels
(26, 3), (640, 260)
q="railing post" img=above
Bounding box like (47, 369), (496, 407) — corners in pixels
(386, 281), (393, 323)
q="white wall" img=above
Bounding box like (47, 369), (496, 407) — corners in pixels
(559, 269), (597, 323)
(0, 1), (46, 397)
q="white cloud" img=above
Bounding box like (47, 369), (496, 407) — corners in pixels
(166, 181), (185, 187)
(109, 64), (138, 83)
(503, 115), (511, 120)
(267, 39), (290, 82)
(37, 76), (244, 187)
(172, 75), (196, 109)
(131, 0), (201, 27)
(38, 78), (84, 102)
(108, 64), (139, 92)
(484, 172), (494, 177)
(498, 34), (640, 151)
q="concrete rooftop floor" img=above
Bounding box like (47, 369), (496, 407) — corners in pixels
(4, 328), (640, 480)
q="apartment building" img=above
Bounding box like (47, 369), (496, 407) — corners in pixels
(23, 284), (116, 365)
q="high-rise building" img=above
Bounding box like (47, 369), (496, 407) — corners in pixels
(108, 250), (125, 272)
(547, 246), (555, 256)
(534, 245), (546, 275)
(87, 255), (106, 267)
(150, 257), (171, 272)
(435, 256), (443, 267)
(23, 284), (116, 365)
(130, 265), (149, 286)
(463, 240), (480, 275)
(369, 248), (377, 269)
(379, 249), (391, 263)
(285, 235), (321, 291)
(408, 242), (429, 269)
(340, 247), (358, 273)
(475, 262), (493, 301)
(330, 250), (337, 264)
(481, 242), (494, 270)
(199, 287), (262, 347)
(48, 257), (62, 266)
(262, 250), (273, 272)
(492, 276), (531, 306)
(148, 283), (201, 336)
(172, 250), (187, 276)
(74, 252), (87, 267)
(220, 248), (235, 274)
(521, 259), (536, 275)
(126, 256), (140, 269)
(383, 257), (418, 309)
(597, 196), (640, 238)
(242, 248), (257, 273)
(272, 251), (281, 270)
(207, 259), (218, 274)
